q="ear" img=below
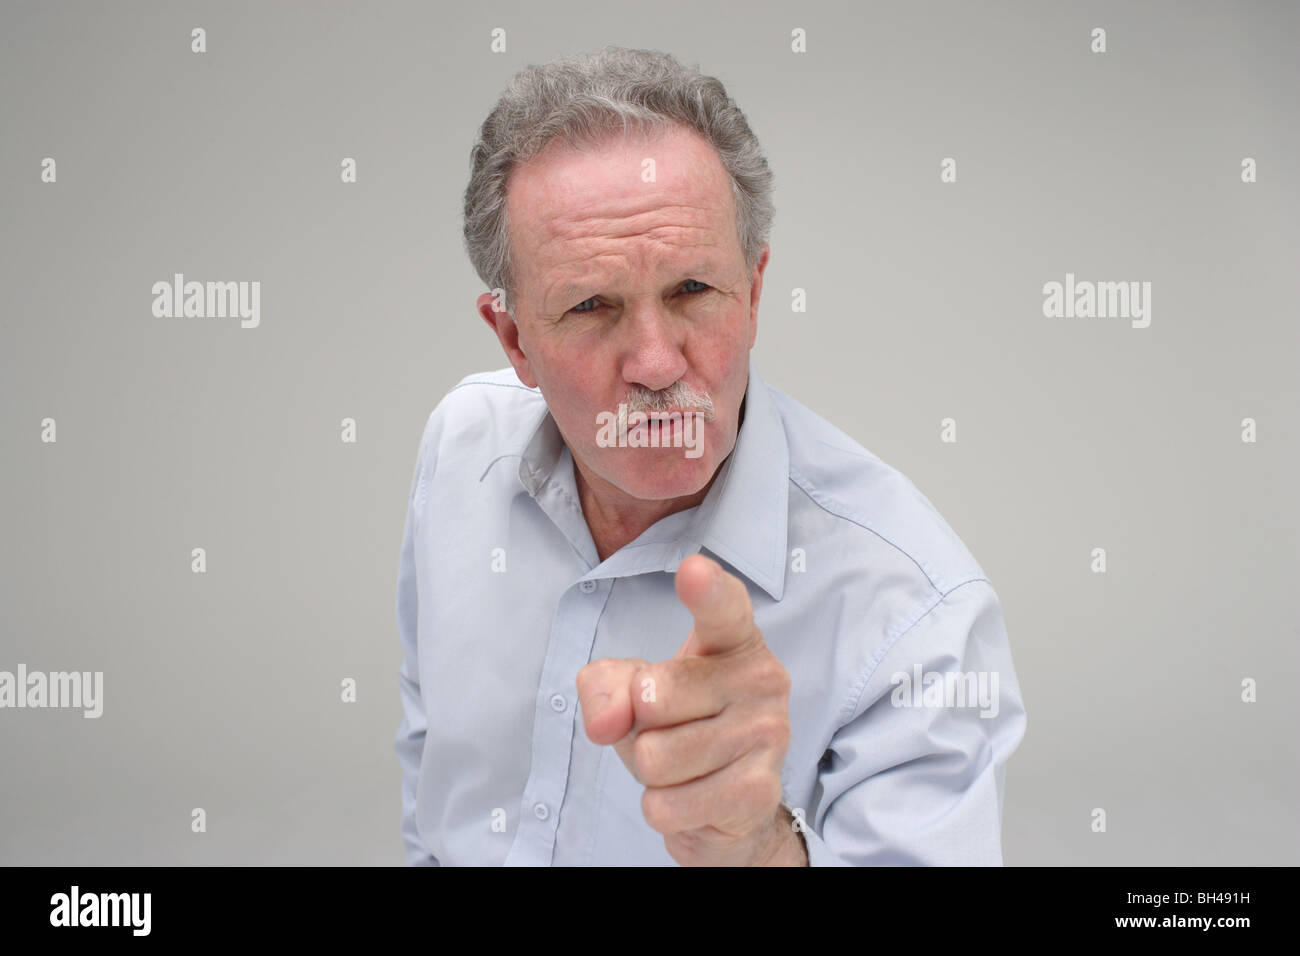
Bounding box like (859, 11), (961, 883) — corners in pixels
(746, 244), (770, 349)
(476, 291), (538, 388)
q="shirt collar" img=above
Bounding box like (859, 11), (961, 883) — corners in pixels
(506, 354), (789, 601)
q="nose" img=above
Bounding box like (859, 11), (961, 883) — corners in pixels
(617, 301), (688, 394)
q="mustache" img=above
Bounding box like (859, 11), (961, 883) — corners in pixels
(617, 381), (716, 423)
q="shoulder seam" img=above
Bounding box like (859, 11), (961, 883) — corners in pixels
(839, 576), (991, 726)
(414, 378), (537, 513)
(787, 464), (944, 594)
(447, 378), (539, 395)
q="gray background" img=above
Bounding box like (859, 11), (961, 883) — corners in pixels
(1, 0), (1296, 865)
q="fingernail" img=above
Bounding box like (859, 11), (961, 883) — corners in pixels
(711, 562), (722, 595)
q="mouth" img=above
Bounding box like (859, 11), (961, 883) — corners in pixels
(621, 407), (714, 425)
(646, 410), (696, 420)
(604, 404), (709, 459)
(627, 417), (692, 449)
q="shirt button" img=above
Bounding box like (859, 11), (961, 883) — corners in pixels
(579, 580), (597, 593)
(533, 802), (549, 820)
(549, 694), (566, 712)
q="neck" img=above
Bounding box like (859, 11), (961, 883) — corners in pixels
(573, 460), (719, 563)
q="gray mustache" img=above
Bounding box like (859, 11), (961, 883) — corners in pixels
(619, 382), (716, 422)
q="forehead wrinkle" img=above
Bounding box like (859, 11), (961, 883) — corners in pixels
(541, 229), (729, 307)
(535, 209), (728, 277)
(542, 223), (718, 266)
(540, 199), (723, 243)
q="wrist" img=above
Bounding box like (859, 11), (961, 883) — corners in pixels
(751, 804), (808, 866)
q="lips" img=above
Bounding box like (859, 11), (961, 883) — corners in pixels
(625, 412), (706, 435)
(631, 417), (683, 431)
(637, 408), (708, 419)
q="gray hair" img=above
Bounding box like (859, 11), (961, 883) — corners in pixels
(462, 46), (775, 316)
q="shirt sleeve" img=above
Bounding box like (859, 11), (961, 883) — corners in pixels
(801, 578), (1027, 866)
(394, 417), (440, 867)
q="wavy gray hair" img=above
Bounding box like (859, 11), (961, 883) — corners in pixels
(462, 46), (775, 316)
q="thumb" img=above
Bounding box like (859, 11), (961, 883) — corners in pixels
(576, 657), (645, 746)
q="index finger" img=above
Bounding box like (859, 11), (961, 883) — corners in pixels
(673, 554), (760, 657)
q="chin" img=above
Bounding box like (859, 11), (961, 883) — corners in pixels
(605, 451), (716, 500)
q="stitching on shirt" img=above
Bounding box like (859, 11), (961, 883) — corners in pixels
(786, 464), (945, 594)
(840, 577), (990, 726)
(414, 443), (433, 519)
(443, 384), (590, 563)
(447, 378), (539, 395)
(437, 378), (541, 482)
(479, 453), (521, 483)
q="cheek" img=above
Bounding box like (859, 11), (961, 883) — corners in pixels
(533, 342), (600, 397)
(542, 371), (607, 436)
(694, 309), (751, 380)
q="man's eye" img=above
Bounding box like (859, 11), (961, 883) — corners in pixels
(568, 281), (709, 315)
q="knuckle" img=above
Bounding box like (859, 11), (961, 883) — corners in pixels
(581, 658), (614, 682)
(697, 825), (743, 850)
(633, 660), (658, 686)
(580, 657), (646, 698)
(631, 663), (663, 720)
(752, 711), (789, 749)
(641, 788), (673, 834)
(754, 659), (790, 698)
(748, 764), (777, 798)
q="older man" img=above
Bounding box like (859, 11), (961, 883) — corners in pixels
(395, 47), (1026, 866)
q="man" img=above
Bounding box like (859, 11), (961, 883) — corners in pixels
(394, 47), (1026, 866)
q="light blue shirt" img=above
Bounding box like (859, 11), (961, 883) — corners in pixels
(394, 356), (1026, 866)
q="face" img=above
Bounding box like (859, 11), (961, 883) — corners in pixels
(476, 123), (770, 504)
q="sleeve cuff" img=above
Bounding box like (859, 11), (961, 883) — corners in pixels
(800, 823), (851, 867)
